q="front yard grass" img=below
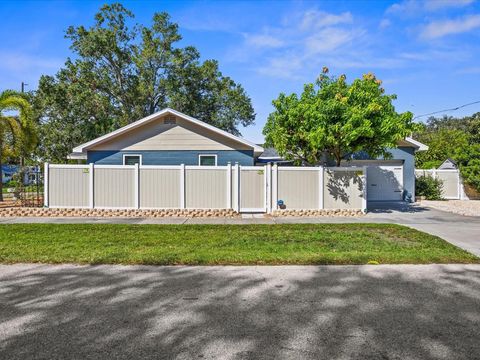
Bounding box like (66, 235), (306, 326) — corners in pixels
(1, 223), (478, 265)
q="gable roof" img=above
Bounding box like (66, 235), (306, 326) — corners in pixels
(398, 137), (429, 151)
(71, 108), (264, 156)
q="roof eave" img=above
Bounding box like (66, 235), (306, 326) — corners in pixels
(401, 137), (429, 151)
(67, 152), (87, 160)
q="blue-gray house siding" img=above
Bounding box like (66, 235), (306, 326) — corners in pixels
(386, 147), (415, 201)
(87, 150), (254, 166)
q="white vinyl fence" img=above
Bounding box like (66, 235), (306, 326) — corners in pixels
(44, 163), (367, 212)
(415, 169), (464, 199)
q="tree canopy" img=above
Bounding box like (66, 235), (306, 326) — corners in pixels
(34, 3), (255, 162)
(263, 68), (418, 166)
(0, 90), (37, 200)
(415, 113), (480, 193)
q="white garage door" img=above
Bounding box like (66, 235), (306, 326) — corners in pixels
(367, 166), (403, 201)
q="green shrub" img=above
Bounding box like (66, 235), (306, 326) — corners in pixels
(415, 175), (444, 200)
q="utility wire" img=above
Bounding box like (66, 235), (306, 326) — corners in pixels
(413, 100), (480, 120)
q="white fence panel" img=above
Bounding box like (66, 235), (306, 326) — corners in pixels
(276, 167), (319, 209)
(186, 167), (229, 209)
(240, 167), (266, 212)
(48, 165), (89, 208)
(140, 167), (181, 208)
(415, 169), (461, 199)
(323, 168), (365, 210)
(94, 166), (135, 208)
(45, 163), (367, 212)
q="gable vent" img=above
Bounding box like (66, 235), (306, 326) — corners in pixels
(164, 116), (176, 125)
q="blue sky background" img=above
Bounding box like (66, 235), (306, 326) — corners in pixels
(1, 0), (480, 143)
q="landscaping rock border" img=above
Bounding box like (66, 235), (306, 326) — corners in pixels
(0, 208), (238, 218)
(0, 207), (365, 218)
(272, 209), (364, 217)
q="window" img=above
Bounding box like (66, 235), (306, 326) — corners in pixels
(164, 116), (176, 125)
(123, 154), (142, 165)
(198, 154), (217, 166)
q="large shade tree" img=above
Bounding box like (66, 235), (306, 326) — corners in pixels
(0, 90), (37, 201)
(35, 3), (255, 162)
(263, 68), (418, 166)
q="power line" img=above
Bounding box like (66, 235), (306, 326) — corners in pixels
(413, 100), (480, 120)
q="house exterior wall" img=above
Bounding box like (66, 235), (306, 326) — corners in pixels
(87, 150), (254, 166)
(386, 147), (415, 201)
(350, 146), (416, 201)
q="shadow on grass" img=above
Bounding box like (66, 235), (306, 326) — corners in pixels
(0, 264), (479, 359)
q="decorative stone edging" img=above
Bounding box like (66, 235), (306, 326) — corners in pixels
(0, 208), (238, 218)
(271, 209), (364, 217)
(0, 207), (365, 218)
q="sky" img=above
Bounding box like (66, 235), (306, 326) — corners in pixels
(1, 0), (480, 143)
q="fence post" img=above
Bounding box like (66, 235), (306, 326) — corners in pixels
(89, 163), (94, 209)
(266, 163), (272, 213)
(44, 162), (49, 207)
(180, 163), (185, 209)
(226, 162), (232, 209)
(272, 163), (278, 212)
(234, 163), (240, 212)
(134, 163), (140, 209)
(362, 166), (368, 213)
(318, 166), (324, 209)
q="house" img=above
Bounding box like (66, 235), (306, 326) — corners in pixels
(69, 108), (264, 166)
(257, 138), (428, 202)
(438, 158), (457, 170)
(1, 165), (41, 185)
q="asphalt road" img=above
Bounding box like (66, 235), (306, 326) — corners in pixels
(1, 264), (479, 359)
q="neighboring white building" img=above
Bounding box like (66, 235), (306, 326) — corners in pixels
(438, 158), (458, 170)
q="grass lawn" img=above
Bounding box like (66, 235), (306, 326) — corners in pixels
(0, 223), (478, 265)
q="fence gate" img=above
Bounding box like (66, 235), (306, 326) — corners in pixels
(239, 166), (266, 212)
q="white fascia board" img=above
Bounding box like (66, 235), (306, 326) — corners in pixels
(72, 108), (264, 154)
(404, 137), (429, 151)
(67, 152), (87, 160)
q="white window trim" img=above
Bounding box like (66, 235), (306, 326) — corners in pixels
(198, 154), (218, 166)
(122, 154), (143, 165)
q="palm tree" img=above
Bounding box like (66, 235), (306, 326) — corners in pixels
(0, 90), (37, 201)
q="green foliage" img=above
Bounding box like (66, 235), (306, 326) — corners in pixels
(415, 175), (444, 200)
(0, 90), (37, 200)
(414, 113), (480, 192)
(263, 68), (418, 166)
(34, 3), (254, 162)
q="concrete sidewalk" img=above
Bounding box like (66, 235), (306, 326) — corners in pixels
(1, 263), (479, 359)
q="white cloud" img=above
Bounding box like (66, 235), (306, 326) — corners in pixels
(256, 55), (304, 79)
(424, 0), (474, 11)
(386, 0), (421, 15)
(234, 8), (366, 79)
(244, 34), (284, 48)
(379, 19), (391, 29)
(304, 28), (358, 54)
(300, 10), (353, 30)
(387, 0), (474, 15)
(420, 14), (480, 39)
